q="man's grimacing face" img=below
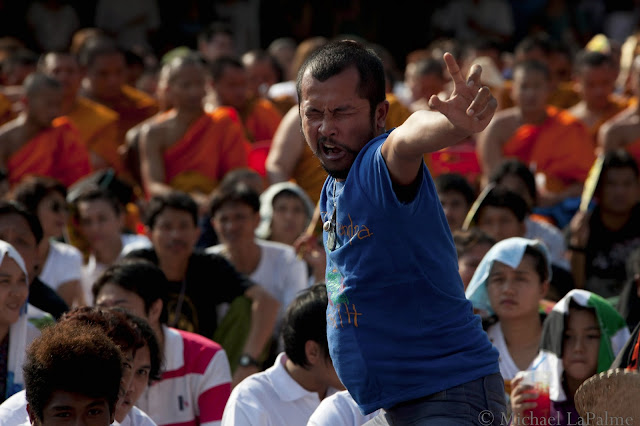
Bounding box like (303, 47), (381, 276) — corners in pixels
(299, 66), (386, 180)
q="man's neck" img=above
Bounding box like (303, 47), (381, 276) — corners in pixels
(600, 208), (633, 231)
(519, 108), (548, 125)
(93, 237), (123, 265)
(60, 95), (77, 116)
(20, 113), (48, 140)
(158, 254), (190, 282)
(284, 358), (330, 400)
(175, 107), (204, 125)
(223, 240), (261, 275)
(153, 322), (165, 350)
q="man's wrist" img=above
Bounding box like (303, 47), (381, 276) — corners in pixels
(238, 353), (261, 368)
(567, 244), (586, 253)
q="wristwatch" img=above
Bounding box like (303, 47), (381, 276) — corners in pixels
(238, 354), (260, 368)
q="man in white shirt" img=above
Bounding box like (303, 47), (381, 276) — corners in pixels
(221, 285), (344, 426)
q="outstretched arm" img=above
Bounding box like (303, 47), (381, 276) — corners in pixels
(382, 53), (497, 185)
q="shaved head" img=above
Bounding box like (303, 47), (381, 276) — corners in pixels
(23, 72), (62, 99)
(162, 53), (206, 86)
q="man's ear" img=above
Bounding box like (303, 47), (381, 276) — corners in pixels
(375, 100), (390, 131)
(304, 340), (322, 367)
(148, 298), (163, 325)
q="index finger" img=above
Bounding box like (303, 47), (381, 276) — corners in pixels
(443, 52), (465, 86)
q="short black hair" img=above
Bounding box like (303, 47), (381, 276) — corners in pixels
(93, 258), (169, 325)
(282, 284), (329, 368)
(12, 176), (67, 215)
(453, 228), (495, 258)
(434, 173), (476, 206)
(61, 306), (144, 355)
(296, 40), (386, 117)
(602, 149), (640, 178)
(513, 59), (551, 81)
(489, 159), (537, 206)
(73, 185), (123, 216)
(209, 184), (260, 217)
(210, 55), (243, 82)
(24, 322), (123, 422)
(0, 200), (44, 244)
(477, 188), (529, 223)
(145, 191), (198, 229)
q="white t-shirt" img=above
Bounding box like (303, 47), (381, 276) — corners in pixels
(0, 390), (156, 426)
(487, 322), (537, 380)
(207, 240), (308, 330)
(39, 240), (83, 291)
(307, 390), (379, 426)
(81, 234), (151, 304)
(222, 353), (339, 426)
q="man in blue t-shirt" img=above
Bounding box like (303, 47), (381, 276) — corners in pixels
(295, 40), (505, 425)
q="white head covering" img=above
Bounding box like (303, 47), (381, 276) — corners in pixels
(256, 182), (315, 239)
(0, 240), (30, 400)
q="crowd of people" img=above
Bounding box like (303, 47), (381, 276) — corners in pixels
(0, 1), (640, 425)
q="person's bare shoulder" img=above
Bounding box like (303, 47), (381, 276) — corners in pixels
(142, 114), (177, 151)
(486, 107), (521, 139)
(0, 119), (26, 160)
(599, 107), (640, 148)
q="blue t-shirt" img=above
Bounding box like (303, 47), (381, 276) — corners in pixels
(321, 131), (499, 414)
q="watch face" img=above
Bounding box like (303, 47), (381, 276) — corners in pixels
(239, 355), (257, 367)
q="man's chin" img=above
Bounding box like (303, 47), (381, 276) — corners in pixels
(322, 163), (351, 180)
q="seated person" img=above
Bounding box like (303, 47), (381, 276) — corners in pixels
(0, 201), (68, 319)
(0, 241), (38, 404)
(510, 289), (629, 425)
(125, 191), (279, 386)
(139, 53), (249, 210)
(472, 188), (574, 301)
(0, 306), (157, 425)
(94, 258), (232, 426)
(466, 238), (550, 389)
(12, 176), (84, 307)
(256, 181), (323, 285)
(73, 187), (151, 304)
(567, 50), (628, 141)
(478, 60), (595, 209)
(568, 150), (640, 298)
(0, 73), (91, 188)
(22, 321), (123, 426)
(222, 285), (344, 426)
(490, 159), (570, 270)
(453, 228), (495, 289)
(208, 184), (307, 337)
(434, 173), (475, 232)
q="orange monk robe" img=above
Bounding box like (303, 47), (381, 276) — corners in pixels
(502, 106), (596, 193)
(385, 93), (411, 129)
(498, 80), (581, 111)
(7, 117), (92, 188)
(163, 108), (249, 194)
(0, 92), (15, 127)
(66, 96), (123, 173)
(97, 85), (159, 145)
(241, 98), (282, 144)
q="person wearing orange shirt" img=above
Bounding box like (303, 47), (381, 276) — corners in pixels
(478, 60), (595, 208)
(568, 50), (628, 141)
(79, 38), (158, 147)
(39, 51), (122, 173)
(0, 73), (91, 188)
(139, 53), (248, 211)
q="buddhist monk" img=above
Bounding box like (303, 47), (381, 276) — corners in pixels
(39, 51), (122, 173)
(208, 56), (282, 144)
(478, 60), (595, 207)
(599, 56), (640, 162)
(568, 50), (628, 140)
(79, 38), (158, 146)
(139, 53), (248, 210)
(0, 73), (91, 187)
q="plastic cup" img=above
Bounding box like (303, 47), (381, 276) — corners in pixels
(515, 370), (551, 420)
